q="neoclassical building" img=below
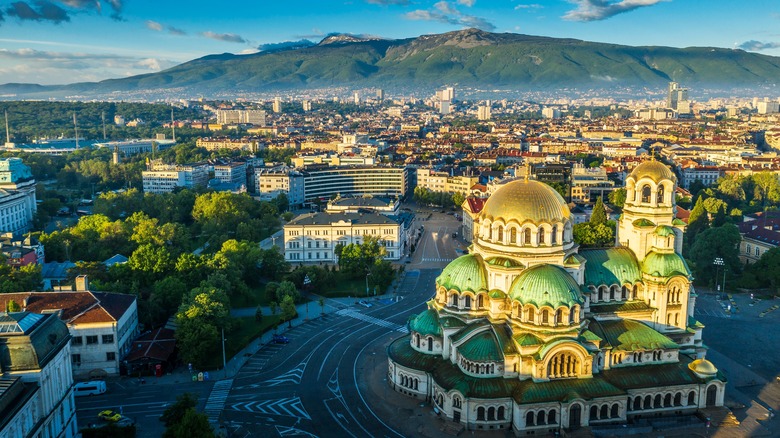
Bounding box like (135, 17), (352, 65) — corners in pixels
(387, 161), (725, 433)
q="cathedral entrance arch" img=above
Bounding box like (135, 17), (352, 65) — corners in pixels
(706, 385), (717, 407)
(568, 404), (581, 429)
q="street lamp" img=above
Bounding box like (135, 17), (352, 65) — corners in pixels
(365, 272), (372, 298)
(221, 327), (227, 379)
(713, 258), (724, 293)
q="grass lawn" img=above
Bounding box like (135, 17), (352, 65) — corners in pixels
(203, 314), (281, 369)
(318, 272), (378, 298)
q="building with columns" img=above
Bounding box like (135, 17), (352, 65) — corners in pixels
(387, 161), (724, 434)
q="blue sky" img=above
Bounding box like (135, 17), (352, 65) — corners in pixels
(0, 0), (778, 85)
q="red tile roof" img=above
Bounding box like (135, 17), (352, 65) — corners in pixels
(465, 197), (487, 214)
(124, 328), (176, 363)
(0, 291), (135, 324)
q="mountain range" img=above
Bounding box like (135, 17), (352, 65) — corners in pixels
(4, 29), (780, 98)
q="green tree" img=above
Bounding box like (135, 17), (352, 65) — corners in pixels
(265, 282), (280, 302)
(685, 197), (709, 252)
(276, 280), (300, 303)
(688, 224), (742, 288)
(160, 393), (197, 428)
(175, 319), (219, 369)
(451, 192), (466, 208)
(259, 247), (289, 281)
(748, 247), (780, 291)
(608, 188), (626, 208)
(337, 235), (386, 279)
(590, 196), (607, 225)
(150, 277), (189, 323)
(318, 297), (325, 316)
(280, 295), (297, 327)
(255, 305), (263, 322)
(7, 300), (21, 312)
(163, 408), (214, 438)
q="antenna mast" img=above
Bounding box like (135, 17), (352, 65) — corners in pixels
(73, 112), (79, 149)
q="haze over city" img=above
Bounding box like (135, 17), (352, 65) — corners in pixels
(0, 0), (779, 85)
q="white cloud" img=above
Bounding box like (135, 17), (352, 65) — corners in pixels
(563, 0), (668, 22)
(145, 20), (164, 31)
(404, 1), (496, 31)
(201, 31), (248, 44)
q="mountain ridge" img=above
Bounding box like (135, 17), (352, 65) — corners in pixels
(3, 29), (780, 97)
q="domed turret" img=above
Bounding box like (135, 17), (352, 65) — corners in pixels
(509, 264), (584, 308)
(688, 358), (718, 378)
(436, 254), (488, 293)
(481, 179), (570, 224)
(628, 160), (677, 183)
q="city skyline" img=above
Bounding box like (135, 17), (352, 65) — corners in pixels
(0, 0), (778, 85)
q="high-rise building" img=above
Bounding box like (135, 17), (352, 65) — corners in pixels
(477, 101), (491, 120)
(273, 97), (282, 113)
(440, 100), (451, 115)
(302, 100), (312, 112)
(142, 159), (210, 194)
(542, 107), (561, 119)
(667, 82), (690, 112)
(376, 89), (385, 101)
(439, 87), (455, 102)
(354, 92), (360, 105)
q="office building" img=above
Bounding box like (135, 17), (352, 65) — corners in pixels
(477, 103), (491, 121)
(0, 158), (36, 235)
(667, 82), (690, 113)
(273, 97), (282, 113)
(215, 109), (266, 126)
(142, 159), (209, 194)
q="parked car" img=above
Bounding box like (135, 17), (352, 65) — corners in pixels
(358, 300), (372, 308)
(98, 410), (122, 422)
(272, 334), (289, 344)
(74, 381), (107, 397)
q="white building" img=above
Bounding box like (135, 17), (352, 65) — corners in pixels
(542, 108), (561, 119)
(680, 166), (724, 189)
(0, 312), (77, 438)
(757, 100), (780, 115)
(215, 109), (266, 125)
(477, 104), (491, 121)
(284, 212), (403, 262)
(273, 97), (282, 113)
(302, 100), (312, 112)
(3, 277), (139, 377)
(0, 158), (36, 236)
(142, 160), (209, 194)
(255, 168), (306, 207)
(417, 168), (479, 196)
(214, 162), (248, 186)
(196, 137), (264, 152)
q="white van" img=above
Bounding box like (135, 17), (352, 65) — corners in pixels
(73, 381), (107, 397)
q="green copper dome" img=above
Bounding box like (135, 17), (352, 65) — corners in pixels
(642, 251), (691, 278)
(409, 308), (442, 337)
(508, 264), (584, 308)
(436, 254), (488, 293)
(654, 225), (675, 237)
(581, 248), (642, 287)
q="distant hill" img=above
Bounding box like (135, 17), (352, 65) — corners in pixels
(4, 29), (780, 97)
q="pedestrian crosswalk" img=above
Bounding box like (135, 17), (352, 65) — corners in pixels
(336, 309), (408, 333)
(422, 258), (454, 262)
(205, 379), (233, 423)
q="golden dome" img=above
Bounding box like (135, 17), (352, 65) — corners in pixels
(628, 160), (677, 183)
(481, 179), (570, 224)
(688, 358), (718, 376)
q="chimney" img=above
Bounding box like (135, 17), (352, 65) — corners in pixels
(75, 275), (89, 292)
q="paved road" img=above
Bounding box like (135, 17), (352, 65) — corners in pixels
(409, 211), (464, 269)
(75, 376), (214, 436)
(222, 268), (440, 437)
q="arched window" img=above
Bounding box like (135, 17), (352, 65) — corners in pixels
(523, 228), (532, 245)
(610, 404), (619, 418)
(488, 407), (495, 421)
(644, 395), (651, 409)
(526, 411), (535, 426)
(688, 391), (696, 406)
(609, 286), (616, 301)
(598, 286), (605, 302)
(551, 225), (558, 244)
(589, 406), (597, 420)
(621, 286), (628, 300)
(657, 185), (665, 204)
(547, 351), (580, 378)
(453, 396), (462, 409)
(450, 294), (458, 307)
(487, 227), (492, 240)
(641, 185), (651, 203)
(674, 393), (682, 406)
(538, 227), (545, 245)
(633, 396), (642, 411)
(537, 410), (546, 425)
(497, 406), (505, 420)
(497, 226), (503, 242)
(541, 309), (549, 325)
(548, 410), (556, 424)
(464, 296), (471, 309)
(478, 407), (486, 421)
(415, 334), (420, 348)
(477, 295), (484, 309)
(600, 405), (608, 419)
(524, 306), (534, 323)
(555, 308), (563, 325)
(510, 227), (517, 244)
(427, 337), (433, 352)
(654, 394), (662, 408)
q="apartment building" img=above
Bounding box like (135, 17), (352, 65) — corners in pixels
(571, 163), (616, 203)
(196, 137), (265, 152)
(142, 159), (209, 194)
(0, 312), (77, 438)
(215, 109), (266, 125)
(416, 168), (479, 195)
(214, 161), (248, 186)
(680, 166), (724, 188)
(0, 158), (36, 235)
(255, 167), (306, 206)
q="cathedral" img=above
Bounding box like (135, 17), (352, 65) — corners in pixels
(387, 161), (725, 433)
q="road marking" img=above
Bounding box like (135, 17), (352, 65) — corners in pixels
(205, 379), (233, 423)
(335, 309), (408, 333)
(262, 352), (311, 386)
(228, 397), (311, 420)
(421, 258), (453, 262)
(275, 425), (319, 437)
